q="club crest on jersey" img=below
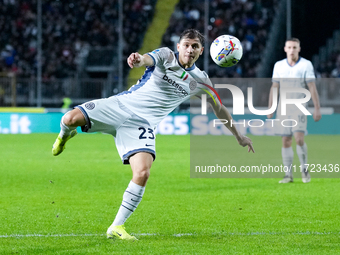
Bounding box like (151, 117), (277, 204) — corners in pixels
(85, 102), (95, 110)
(216, 40), (238, 61)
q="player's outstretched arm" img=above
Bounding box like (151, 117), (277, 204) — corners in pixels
(127, 53), (154, 68)
(208, 98), (255, 153)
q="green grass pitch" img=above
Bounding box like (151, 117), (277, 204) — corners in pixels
(0, 133), (340, 254)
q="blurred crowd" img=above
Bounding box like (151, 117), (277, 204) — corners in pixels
(314, 50), (340, 101)
(1, 0), (339, 82)
(162, 0), (278, 78)
(0, 0), (155, 79)
(315, 51), (340, 78)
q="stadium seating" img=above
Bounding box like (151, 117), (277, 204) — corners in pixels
(313, 30), (340, 78)
(0, 0), (156, 79)
(161, 0), (278, 78)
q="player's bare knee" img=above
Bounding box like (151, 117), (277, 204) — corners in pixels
(133, 167), (150, 181)
(63, 111), (80, 126)
(62, 113), (73, 126)
(295, 138), (304, 146)
(282, 136), (292, 148)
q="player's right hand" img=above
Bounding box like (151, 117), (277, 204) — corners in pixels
(127, 52), (143, 68)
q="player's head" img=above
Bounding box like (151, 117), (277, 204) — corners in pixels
(177, 29), (204, 68)
(284, 38), (301, 60)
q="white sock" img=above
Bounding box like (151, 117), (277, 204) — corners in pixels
(296, 143), (308, 172)
(112, 181), (145, 226)
(282, 147), (294, 177)
(59, 115), (76, 139)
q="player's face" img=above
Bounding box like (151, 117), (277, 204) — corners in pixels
(284, 41), (300, 60)
(177, 37), (203, 69)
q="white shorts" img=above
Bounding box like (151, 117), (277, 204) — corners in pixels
(275, 113), (307, 136)
(75, 96), (156, 164)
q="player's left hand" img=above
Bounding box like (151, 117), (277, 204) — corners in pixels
(237, 135), (255, 153)
(313, 108), (322, 122)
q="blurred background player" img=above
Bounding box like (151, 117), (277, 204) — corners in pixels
(267, 38), (322, 183)
(52, 29), (254, 240)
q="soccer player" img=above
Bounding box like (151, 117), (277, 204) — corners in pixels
(267, 38), (321, 184)
(52, 29), (254, 240)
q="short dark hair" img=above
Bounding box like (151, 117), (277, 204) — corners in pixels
(286, 38), (300, 44)
(179, 29), (205, 46)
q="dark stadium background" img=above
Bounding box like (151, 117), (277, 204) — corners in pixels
(292, 0), (339, 60)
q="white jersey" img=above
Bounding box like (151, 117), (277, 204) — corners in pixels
(116, 47), (213, 127)
(272, 57), (315, 89)
(272, 57), (315, 114)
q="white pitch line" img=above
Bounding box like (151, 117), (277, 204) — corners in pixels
(0, 231), (338, 238)
(0, 233), (103, 238)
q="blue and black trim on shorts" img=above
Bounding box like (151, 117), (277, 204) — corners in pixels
(122, 148), (156, 165)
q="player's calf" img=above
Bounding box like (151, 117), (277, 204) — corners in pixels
(130, 152), (153, 186)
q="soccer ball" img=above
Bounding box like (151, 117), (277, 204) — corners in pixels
(210, 35), (243, 67)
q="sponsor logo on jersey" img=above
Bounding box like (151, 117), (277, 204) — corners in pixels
(162, 74), (189, 97)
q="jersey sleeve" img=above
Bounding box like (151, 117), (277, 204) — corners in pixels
(192, 72), (218, 101)
(147, 47), (173, 67)
(305, 60), (316, 83)
(272, 62), (280, 83)
(202, 72), (217, 100)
